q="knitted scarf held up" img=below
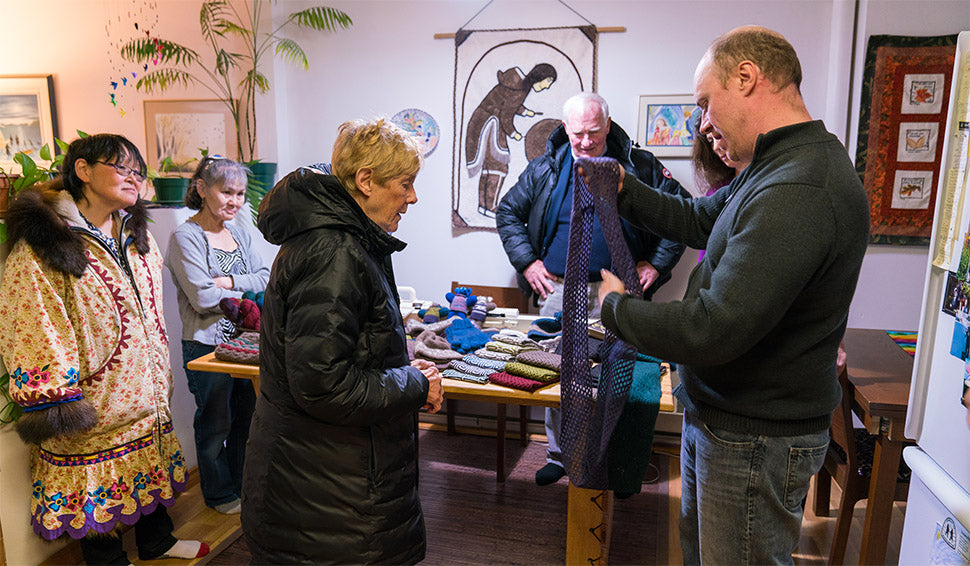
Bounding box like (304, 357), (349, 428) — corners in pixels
(560, 157), (641, 490)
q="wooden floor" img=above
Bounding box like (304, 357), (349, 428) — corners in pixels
(40, 425), (906, 565)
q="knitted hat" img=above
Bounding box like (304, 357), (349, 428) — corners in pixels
(504, 361), (559, 383)
(489, 371), (556, 393)
(219, 297), (260, 332)
(515, 350), (562, 372)
(214, 331), (260, 365)
(474, 347), (514, 362)
(413, 330), (463, 362)
(441, 368), (490, 384)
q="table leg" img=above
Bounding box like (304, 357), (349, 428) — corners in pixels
(858, 434), (903, 565)
(496, 403), (506, 482)
(566, 483), (613, 565)
(446, 399), (456, 434)
(520, 405), (528, 446)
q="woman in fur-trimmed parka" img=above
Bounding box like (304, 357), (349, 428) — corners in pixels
(0, 134), (207, 564)
(242, 119), (443, 565)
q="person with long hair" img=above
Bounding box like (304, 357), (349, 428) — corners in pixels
(0, 134), (208, 564)
(165, 155), (269, 515)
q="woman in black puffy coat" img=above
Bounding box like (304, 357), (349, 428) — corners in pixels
(242, 118), (443, 564)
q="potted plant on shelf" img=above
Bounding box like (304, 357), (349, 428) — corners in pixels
(120, 0), (353, 213)
(150, 155), (198, 204)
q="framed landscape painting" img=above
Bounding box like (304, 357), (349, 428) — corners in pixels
(0, 75), (58, 174)
(144, 99), (237, 172)
(636, 94), (698, 157)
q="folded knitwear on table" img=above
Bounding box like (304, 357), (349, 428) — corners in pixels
(491, 332), (541, 349)
(448, 360), (494, 378)
(486, 341), (536, 356)
(214, 331), (260, 365)
(474, 347), (514, 362)
(461, 354), (508, 372)
(504, 361), (559, 383)
(489, 371), (557, 392)
(442, 368), (490, 384)
(515, 350), (562, 372)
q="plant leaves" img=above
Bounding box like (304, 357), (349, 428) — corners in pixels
(136, 69), (199, 93)
(292, 6), (353, 31)
(273, 38), (308, 70)
(121, 38), (200, 67)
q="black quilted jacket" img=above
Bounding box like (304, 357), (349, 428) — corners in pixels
(242, 167), (429, 564)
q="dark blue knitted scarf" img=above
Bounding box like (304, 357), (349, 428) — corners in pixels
(560, 157), (641, 490)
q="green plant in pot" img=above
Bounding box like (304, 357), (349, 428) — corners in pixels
(120, 0), (353, 214)
(149, 155), (198, 204)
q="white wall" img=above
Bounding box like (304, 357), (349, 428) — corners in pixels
(0, 0), (968, 563)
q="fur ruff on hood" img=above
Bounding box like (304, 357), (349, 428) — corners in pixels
(5, 182), (150, 278)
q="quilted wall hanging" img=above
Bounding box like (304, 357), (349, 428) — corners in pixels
(451, 25), (597, 231)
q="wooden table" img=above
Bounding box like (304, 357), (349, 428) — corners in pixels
(188, 348), (674, 566)
(840, 328), (915, 565)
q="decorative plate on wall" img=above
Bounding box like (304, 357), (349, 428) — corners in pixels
(391, 108), (439, 157)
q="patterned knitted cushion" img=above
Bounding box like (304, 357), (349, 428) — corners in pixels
(504, 361), (559, 383)
(441, 368), (489, 384)
(461, 354), (508, 372)
(515, 350), (562, 372)
(489, 371), (557, 392)
(214, 331), (260, 365)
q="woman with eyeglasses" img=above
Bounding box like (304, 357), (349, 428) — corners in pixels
(164, 155), (269, 515)
(0, 134), (209, 564)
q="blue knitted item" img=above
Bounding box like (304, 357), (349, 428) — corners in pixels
(560, 157), (641, 491)
(445, 316), (490, 353)
(607, 354), (662, 495)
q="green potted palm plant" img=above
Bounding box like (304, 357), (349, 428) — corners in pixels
(120, 0), (352, 213)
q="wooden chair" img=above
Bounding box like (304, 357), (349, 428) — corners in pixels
(812, 366), (910, 565)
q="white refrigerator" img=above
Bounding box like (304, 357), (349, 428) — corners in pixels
(900, 30), (970, 566)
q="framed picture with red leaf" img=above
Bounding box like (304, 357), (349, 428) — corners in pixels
(855, 34), (959, 245)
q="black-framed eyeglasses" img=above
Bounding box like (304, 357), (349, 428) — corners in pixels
(96, 161), (146, 182)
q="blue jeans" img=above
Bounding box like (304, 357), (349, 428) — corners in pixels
(182, 340), (256, 507)
(679, 410), (828, 565)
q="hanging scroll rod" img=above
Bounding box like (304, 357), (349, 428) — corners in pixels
(433, 26), (625, 40)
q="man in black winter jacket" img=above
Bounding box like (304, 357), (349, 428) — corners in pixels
(495, 92), (689, 486)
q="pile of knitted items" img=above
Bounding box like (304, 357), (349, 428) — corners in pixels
(220, 297), (261, 333)
(527, 311), (562, 341)
(441, 354), (509, 384)
(242, 290), (265, 309)
(214, 331), (260, 365)
(489, 350), (563, 392)
(412, 330), (462, 368)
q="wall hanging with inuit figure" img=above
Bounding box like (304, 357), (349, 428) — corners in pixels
(452, 26), (596, 231)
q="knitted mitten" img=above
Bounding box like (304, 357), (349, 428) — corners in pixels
(445, 316), (490, 353)
(418, 303), (449, 323)
(468, 296), (496, 328)
(445, 286), (477, 318)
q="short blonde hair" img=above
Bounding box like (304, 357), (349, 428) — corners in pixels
(331, 118), (423, 194)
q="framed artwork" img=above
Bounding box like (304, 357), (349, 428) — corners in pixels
(0, 75), (58, 174)
(143, 99), (237, 172)
(636, 94), (698, 157)
(855, 34), (959, 245)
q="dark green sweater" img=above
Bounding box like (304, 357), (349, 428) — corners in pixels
(601, 121), (869, 436)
